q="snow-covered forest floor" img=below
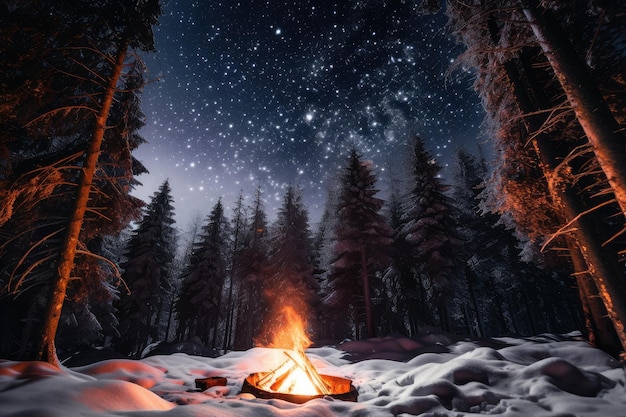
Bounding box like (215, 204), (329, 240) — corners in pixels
(1, 332), (625, 417)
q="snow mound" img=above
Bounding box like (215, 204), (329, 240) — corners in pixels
(76, 379), (176, 412)
(0, 360), (173, 417)
(73, 358), (168, 388)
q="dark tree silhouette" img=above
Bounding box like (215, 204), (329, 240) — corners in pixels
(222, 192), (248, 351)
(452, 148), (582, 337)
(400, 136), (464, 331)
(234, 186), (270, 349)
(176, 199), (230, 347)
(324, 148), (393, 339)
(114, 180), (176, 357)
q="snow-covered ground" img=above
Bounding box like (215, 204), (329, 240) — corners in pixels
(1, 333), (625, 417)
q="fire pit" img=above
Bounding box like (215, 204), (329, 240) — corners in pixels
(239, 349), (358, 403)
(243, 305), (357, 403)
(241, 372), (357, 403)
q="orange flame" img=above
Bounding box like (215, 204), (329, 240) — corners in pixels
(255, 305), (330, 396)
(263, 305), (312, 352)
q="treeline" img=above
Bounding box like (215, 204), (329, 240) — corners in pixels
(105, 139), (582, 358)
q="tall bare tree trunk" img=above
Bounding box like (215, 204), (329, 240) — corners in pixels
(526, 98), (626, 356)
(569, 242), (621, 354)
(360, 248), (375, 338)
(522, 1), (626, 217)
(37, 42), (129, 366)
(520, 5), (626, 356)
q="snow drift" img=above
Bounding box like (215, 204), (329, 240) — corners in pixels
(0, 333), (625, 417)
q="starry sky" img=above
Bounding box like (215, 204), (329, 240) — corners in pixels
(133, 0), (485, 229)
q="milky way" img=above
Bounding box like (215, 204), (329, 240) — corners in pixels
(133, 0), (484, 228)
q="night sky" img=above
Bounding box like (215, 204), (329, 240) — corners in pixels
(133, 0), (485, 228)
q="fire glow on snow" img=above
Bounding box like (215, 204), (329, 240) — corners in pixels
(1, 333), (626, 417)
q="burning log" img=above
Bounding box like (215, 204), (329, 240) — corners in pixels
(269, 362), (298, 392)
(254, 350), (330, 395)
(241, 371), (358, 404)
(283, 350), (331, 395)
(256, 357), (293, 387)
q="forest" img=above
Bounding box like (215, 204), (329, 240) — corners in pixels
(1, 0), (625, 369)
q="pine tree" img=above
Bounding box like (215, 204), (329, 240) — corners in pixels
(36, 0), (161, 364)
(176, 199), (230, 347)
(382, 186), (432, 336)
(400, 136), (464, 332)
(222, 192), (248, 351)
(165, 214), (204, 341)
(114, 180), (177, 357)
(312, 183), (341, 340)
(452, 148), (503, 336)
(0, 0), (160, 364)
(324, 148), (394, 339)
(233, 186), (269, 350)
(256, 186), (319, 345)
(452, 148), (582, 337)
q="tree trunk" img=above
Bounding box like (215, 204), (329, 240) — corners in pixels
(569, 242), (621, 354)
(36, 42), (129, 366)
(212, 284), (224, 347)
(522, 1), (626, 217)
(360, 248), (375, 338)
(222, 277), (234, 351)
(164, 297), (174, 341)
(519, 286), (537, 335)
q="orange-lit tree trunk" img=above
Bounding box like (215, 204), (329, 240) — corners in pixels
(518, 2), (626, 356)
(568, 242), (620, 352)
(522, 1), (626, 217)
(37, 42), (129, 366)
(449, 0), (625, 354)
(500, 45), (626, 355)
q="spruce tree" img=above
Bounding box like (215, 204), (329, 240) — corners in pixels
(400, 136), (464, 331)
(453, 148), (582, 337)
(0, 0), (160, 363)
(222, 192), (248, 351)
(256, 186), (319, 345)
(324, 148), (393, 339)
(114, 180), (176, 357)
(233, 186), (269, 349)
(176, 199), (230, 347)
(311, 184), (340, 340)
(382, 187), (432, 336)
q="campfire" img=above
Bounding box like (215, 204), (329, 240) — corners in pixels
(239, 306), (357, 403)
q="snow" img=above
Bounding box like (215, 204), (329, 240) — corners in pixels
(1, 334), (625, 417)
